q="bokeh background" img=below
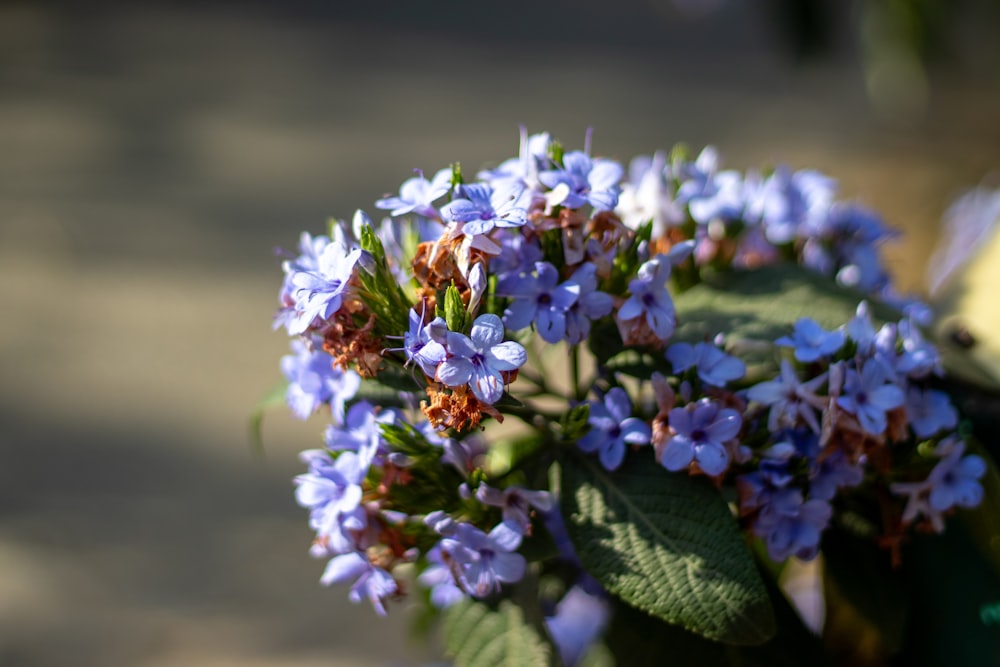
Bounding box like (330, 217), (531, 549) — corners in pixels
(2, 1), (1000, 665)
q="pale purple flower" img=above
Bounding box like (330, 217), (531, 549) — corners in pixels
(906, 386), (958, 439)
(666, 341), (746, 387)
(440, 181), (530, 236)
(616, 152), (684, 236)
(776, 318), (845, 363)
(375, 167), (452, 218)
(281, 236), (362, 335)
(324, 401), (402, 468)
(617, 254), (678, 341)
(563, 263), (613, 345)
(578, 388), (651, 471)
(295, 450), (368, 553)
(896, 315), (942, 379)
(402, 309), (447, 377)
(539, 151), (623, 211)
(747, 359), (827, 433)
(478, 127), (552, 191)
(845, 301), (878, 355)
(281, 338), (361, 422)
(437, 314), (527, 404)
(439, 521), (526, 598)
(476, 484), (554, 535)
(417, 544), (466, 609)
(836, 361), (905, 435)
(753, 488), (832, 561)
(891, 438), (986, 532)
(758, 167), (836, 246)
(490, 230), (544, 281)
(320, 551), (398, 616)
(661, 398), (742, 476)
(676, 147), (748, 224)
(501, 262), (580, 343)
(544, 585), (611, 667)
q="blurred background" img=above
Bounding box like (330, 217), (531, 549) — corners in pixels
(2, 1), (1000, 665)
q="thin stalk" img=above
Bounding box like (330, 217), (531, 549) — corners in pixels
(570, 344), (583, 402)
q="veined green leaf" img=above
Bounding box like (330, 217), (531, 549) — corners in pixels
(443, 598), (552, 667)
(560, 448), (774, 645)
(672, 264), (897, 372)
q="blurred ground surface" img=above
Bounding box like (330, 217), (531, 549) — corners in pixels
(1, 2), (1000, 666)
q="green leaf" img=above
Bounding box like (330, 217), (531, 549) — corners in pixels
(443, 598), (552, 667)
(559, 448), (775, 645)
(672, 264), (898, 372)
(560, 403), (591, 442)
(247, 381), (288, 457)
(559, 452), (772, 643)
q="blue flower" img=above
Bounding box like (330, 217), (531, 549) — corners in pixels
(417, 544), (466, 609)
(539, 150), (623, 211)
(776, 317), (845, 362)
(490, 230), (544, 281)
(440, 181), (530, 237)
(758, 167), (836, 246)
(476, 484), (554, 535)
(477, 127), (552, 191)
(753, 488), (832, 561)
(544, 585), (611, 667)
(319, 551), (398, 616)
(660, 398), (742, 476)
(295, 450), (368, 554)
(891, 438), (986, 532)
(375, 167), (452, 218)
(836, 361), (905, 435)
(616, 151), (684, 236)
(437, 314), (527, 404)
(281, 338), (361, 422)
(501, 262), (581, 343)
(281, 234), (362, 335)
(746, 359), (827, 433)
(666, 341), (746, 387)
(439, 521), (526, 598)
(324, 401), (402, 468)
(906, 386), (958, 439)
(401, 308), (447, 377)
(563, 263), (613, 345)
(675, 147), (747, 224)
(895, 315), (942, 379)
(577, 388), (651, 471)
(617, 254), (679, 341)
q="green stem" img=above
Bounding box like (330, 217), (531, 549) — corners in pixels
(517, 366), (549, 392)
(570, 344), (582, 402)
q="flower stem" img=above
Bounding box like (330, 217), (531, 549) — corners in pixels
(571, 344), (583, 402)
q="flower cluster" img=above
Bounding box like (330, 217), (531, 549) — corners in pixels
(271, 130), (988, 655)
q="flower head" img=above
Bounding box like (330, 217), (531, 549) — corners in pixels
(666, 341), (746, 387)
(281, 338), (361, 422)
(776, 318), (845, 363)
(660, 398), (742, 476)
(437, 314), (527, 404)
(539, 150), (623, 211)
(836, 361), (905, 436)
(439, 521), (527, 598)
(578, 387), (652, 471)
(375, 167), (453, 218)
(501, 262), (581, 343)
(441, 181), (530, 237)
